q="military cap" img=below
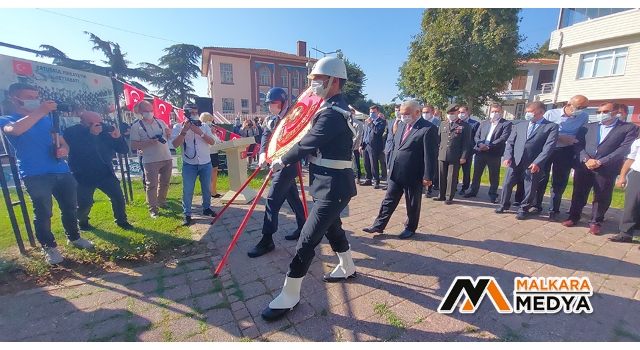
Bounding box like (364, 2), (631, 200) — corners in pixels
(446, 104), (459, 113)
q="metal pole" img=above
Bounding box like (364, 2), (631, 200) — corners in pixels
(0, 158), (25, 255)
(117, 153), (129, 204)
(112, 77), (132, 203)
(124, 152), (133, 200)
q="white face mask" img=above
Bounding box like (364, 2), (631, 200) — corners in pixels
(400, 114), (413, 125)
(491, 112), (501, 120)
(459, 113), (467, 120)
(142, 112), (153, 119)
(447, 114), (457, 122)
(15, 97), (41, 112)
(597, 112), (612, 123)
(422, 113), (431, 119)
(524, 112), (535, 121)
(569, 105), (584, 117)
(311, 77), (333, 99)
(269, 104), (281, 116)
(616, 114), (625, 121)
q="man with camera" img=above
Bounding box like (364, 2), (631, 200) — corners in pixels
(0, 83), (94, 265)
(171, 103), (218, 226)
(64, 111), (133, 231)
(130, 100), (173, 218)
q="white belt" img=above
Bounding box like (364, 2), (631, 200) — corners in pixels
(308, 155), (352, 170)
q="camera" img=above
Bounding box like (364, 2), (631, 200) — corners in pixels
(184, 107), (202, 127)
(100, 122), (115, 133)
(152, 134), (167, 144)
(53, 100), (73, 113)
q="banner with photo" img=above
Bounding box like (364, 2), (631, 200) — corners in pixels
(0, 53), (117, 130)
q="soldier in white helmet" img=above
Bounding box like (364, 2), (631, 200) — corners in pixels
(262, 56), (358, 321)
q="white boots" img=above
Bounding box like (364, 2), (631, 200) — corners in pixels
(262, 276), (304, 321)
(323, 248), (357, 282)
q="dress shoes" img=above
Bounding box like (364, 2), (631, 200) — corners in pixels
(432, 197), (446, 201)
(425, 191), (433, 198)
(548, 212), (559, 221)
(562, 219), (577, 227)
(373, 183), (381, 189)
(359, 180), (372, 186)
(262, 276), (303, 321)
(459, 190), (467, 196)
(284, 228), (301, 241)
(362, 226), (383, 234)
(489, 197), (499, 204)
(609, 233), (633, 243)
(247, 235), (275, 258)
(323, 249), (357, 282)
(444, 200), (453, 205)
(462, 192), (477, 198)
(398, 229), (416, 239)
(515, 212), (526, 220)
(589, 224), (601, 236)
(513, 202), (521, 207)
(495, 207), (508, 213)
(380, 185), (388, 190)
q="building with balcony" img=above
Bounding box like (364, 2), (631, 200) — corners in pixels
(201, 41), (316, 121)
(536, 8), (640, 124)
(482, 58), (559, 120)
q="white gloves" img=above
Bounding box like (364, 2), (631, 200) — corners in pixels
(258, 153), (269, 169)
(271, 158), (285, 172)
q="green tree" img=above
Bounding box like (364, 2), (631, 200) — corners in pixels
(399, 8), (532, 116)
(140, 44), (201, 107)
(342, 58), (367, 107)
(535, 39), (560, 59)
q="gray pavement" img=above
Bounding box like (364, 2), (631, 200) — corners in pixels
(1, 175), (639, 342)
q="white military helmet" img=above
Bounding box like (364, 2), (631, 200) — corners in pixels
(308, 56), (348, 80)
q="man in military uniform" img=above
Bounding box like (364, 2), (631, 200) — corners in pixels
(262, 56), (357, 321)
(247, 87), (306, 258)
(434, 104), (471, 204)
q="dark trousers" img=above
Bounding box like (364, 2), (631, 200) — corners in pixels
(469, 153), (501, 199)
(515, 181), (525, 203)
(364, 145), (382, 183)
(263, 165), (306, 236)
(567, 166), (616, 224)
(535, 146), (576, 213)
(620, 170), (640, 236)
(23, 173), (80, 248)
(438, 160), (461, 200)
(500, 163), (544, 214)
(460, 154), (473, 191)
(288, 198), (350, 278)
(427, 165), (440, 193)
(76, 176), (128, 225)
(352, 150), (361, 180)
(372, 179), (423, 232)
(378, 151), (387, 179)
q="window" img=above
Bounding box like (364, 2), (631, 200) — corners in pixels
(259, 67), (271, 86)
(292, 71), (299, 88)
(220, 63), (233, 84)
(510, 71), (528, 90)
(280, 70), (289, 87)
(241, 99), (249, 108)
(535, 69), (555, 90)
(222, 98), (234, 114)
(578, 48), (627, 78)
(560, 8), (632, 28)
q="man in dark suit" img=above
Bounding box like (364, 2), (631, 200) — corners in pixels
(422, 104), (441, 197)
(359, 105), (387, 189)
(263, 57), (357, 321)
(562, 102), (639, 235)
(434, 104), (471, 204)
(464, 103), (512, 203)
(457, 106), (480, 196)
(362, 100), (438, 239)
(381, 106), (401, 191)
(496, 101), (558, 220)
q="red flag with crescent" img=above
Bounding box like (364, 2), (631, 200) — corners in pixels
(123, 84), (145, 111)
(12, 60), (34, 76)
(177, 109), (186, 123)
(153, 97), (172, 125)
(266, 86), (323, 160)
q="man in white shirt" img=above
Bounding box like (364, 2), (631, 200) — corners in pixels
(611, 137), (640, 244)
(171, 103), (218, 226)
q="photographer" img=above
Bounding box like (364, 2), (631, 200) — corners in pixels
(130, 100), (173, 218)
(0, 83), (94, 265)
(63, 111), (133, 231)
(171, 103), (218, 226)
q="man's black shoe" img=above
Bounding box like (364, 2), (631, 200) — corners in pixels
(459, 190), (467, 196)
(359, 180), (372, 186)
(531, 206), (543, 213)
(548, 212), (559, 221)
(203, 208), (217, 217)
(284, 228), (301, 241)
(79, 221), (94, 231)
(516, 212), (526, 220)
(380, 185), (388, 190)
(425, 191), (433, 198)
(490, 197), (499, 204)
(513, 202), (521, 207)
(398, 229), (416, 239)
(444, 200), (453, 205)
(495, 207), (509, 213)
(462, 193), (477, 198)
(117, 222), (134, 230)
(609, 233), (633, 243)
(433, 197), (446, 201)
(181, 215), (192, 226)
(373, 183), (381, 189)
(262, 304), (296, 321)
(362, 226), (383, 233)
(248, 235), (275, 258)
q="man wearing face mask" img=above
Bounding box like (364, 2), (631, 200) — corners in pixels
(359, 105), (387, 189)
(533, 95), (590, 221)
(497, 101), (558, 220)
(233, 117), (242, 135)
(562, 102), (639, 235)
(422, 105), (440, 197)
(362, 99), (438, 239)
(434, 104), (471, 204)
(263, 56), (357, 321)
(381, 105), (402, 190)
(464, 103), (512, 203)
(0, 83), (94, 265)
(64, 111), (133, 231)
(457, 106), (480, 196)
(248, 87), (306, 258)
(616, 103), (629, 122)
(130, 100), (173, 218)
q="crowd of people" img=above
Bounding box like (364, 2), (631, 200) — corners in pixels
(2, 56), (640, 324)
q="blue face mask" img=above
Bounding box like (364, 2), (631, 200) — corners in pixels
(370, 112), (377, 119)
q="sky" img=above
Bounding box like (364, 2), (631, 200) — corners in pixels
(0, 8), (560, 105)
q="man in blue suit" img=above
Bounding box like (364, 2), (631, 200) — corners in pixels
(457, 106), (480, 196)
(359, 105), (387, 189)
(496, 101), (558, 220)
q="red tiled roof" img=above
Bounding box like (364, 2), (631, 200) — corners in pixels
(203, 47), (313, 62)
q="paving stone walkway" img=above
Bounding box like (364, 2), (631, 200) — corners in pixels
(1, 174), (639, 342)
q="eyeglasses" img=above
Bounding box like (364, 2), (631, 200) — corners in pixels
(573, 105), (588, 111)
(597, 110), (612, 114)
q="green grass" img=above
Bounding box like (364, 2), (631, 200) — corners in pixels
(0, 168), (270, 280)
(373, 302), (405, 329)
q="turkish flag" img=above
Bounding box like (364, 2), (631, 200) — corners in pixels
(12, 60), (34, 76)
(177, 109), (186, 123)
(153, 97), (172, 125)
(229, 132), (241, 140)
(123, 83), (145, 111)
(214, 126), (228, 141)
